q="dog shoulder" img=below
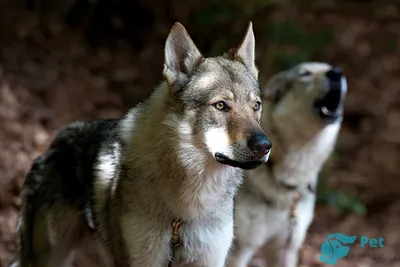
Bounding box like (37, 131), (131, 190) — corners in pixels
(92, 133), (123, 218)
(24, 119), (121, 207)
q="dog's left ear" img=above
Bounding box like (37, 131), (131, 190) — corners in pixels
(262, 71), (286, 100)
(225, 22), (258, 79)
(163, 22), (204, 88)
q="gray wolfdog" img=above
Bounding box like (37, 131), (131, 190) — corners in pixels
(10, 22), (272, 267)
(227, 62), (347, 267)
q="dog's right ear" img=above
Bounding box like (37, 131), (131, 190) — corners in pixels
(163, 22), (204, 88)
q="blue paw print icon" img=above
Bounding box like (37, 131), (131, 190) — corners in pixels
(319, 233), (357, 265)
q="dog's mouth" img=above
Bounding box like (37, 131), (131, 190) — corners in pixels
(314, 95), (343, 124)
(214, 153), (265, 170)
(314, 72), (347, 124)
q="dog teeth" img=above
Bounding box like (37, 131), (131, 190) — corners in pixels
(321, 106), (335, 116)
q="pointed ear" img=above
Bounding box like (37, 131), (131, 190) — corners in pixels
(225, 22), (258, 79)
(163, 22), (204, 88)
(262, 71), (286, 100)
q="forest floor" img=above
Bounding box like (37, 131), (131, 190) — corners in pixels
(1, 3), (400, 267)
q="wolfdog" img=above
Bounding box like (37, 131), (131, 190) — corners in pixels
(10, 22), (272, 267)
(227, 62), (347, 267)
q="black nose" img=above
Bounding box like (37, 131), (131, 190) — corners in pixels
(326, 67), (343, 81)
(247, 133), (272, 158)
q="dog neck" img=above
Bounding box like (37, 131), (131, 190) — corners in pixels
(119, 83), (241, 220)
(265, 113), (341, 188)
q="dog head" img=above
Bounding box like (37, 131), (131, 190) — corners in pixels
(319, 233), (357, 265)
(262, 62), (347, 143)
(162, 22), (271, 170)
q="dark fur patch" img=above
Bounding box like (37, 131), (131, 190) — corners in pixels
(18, 119), (121, 264)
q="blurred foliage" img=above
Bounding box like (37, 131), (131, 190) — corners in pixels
(387, 33), (399, 51)
(195, 0), (239, 27)
(194, 0), (334, 71)
(263, 21), (334, 69)
(195, 0), (280, 27)
(317, 171), (366, 216)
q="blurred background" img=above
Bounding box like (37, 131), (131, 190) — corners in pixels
(0, 0), (399, 266)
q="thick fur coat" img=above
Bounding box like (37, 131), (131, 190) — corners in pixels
(227, 62), (347, 267)
(10, 22), (271, 267)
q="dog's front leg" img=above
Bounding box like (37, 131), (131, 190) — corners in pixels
(227, 195), (270, 267)
(184, 220), (234, 267)
(120, 214), (170, 267)
(185, 251), (231, 267)
(281, 195), (316, 267)
(203, 242), (233, 267)
(227, 245), (259, 267)
(207, 220), (235, 267)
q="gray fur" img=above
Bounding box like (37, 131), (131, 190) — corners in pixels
(227, 62), (347, 267)
(10, 22), (271, 267)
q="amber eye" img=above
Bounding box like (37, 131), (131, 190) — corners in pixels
(213, 101), (229, 111)
(254, 101), (261, 111)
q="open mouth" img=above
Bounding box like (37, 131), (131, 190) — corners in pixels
(214, 153), (264, 170)
(314, 100), (343, 124)
(314, 73), (347, 124)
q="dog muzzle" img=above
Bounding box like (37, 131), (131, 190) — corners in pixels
(314, 67), (347, 124)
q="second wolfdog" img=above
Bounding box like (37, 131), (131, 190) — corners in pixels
(11, 22), (272, 267)
(227, 62), (347, 267)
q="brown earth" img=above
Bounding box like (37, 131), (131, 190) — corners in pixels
(0, 1), (400, 267)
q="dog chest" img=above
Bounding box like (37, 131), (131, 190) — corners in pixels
(172, 217), (234, 266)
